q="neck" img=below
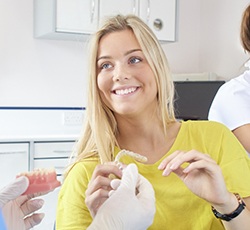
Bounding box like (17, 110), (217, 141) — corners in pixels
(116, 118), (180, 164)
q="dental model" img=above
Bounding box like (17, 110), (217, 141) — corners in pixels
(114, 149), (148, 169)
(16, 168), (61, 195)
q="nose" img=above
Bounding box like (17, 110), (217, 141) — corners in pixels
(113, 64), (130, 82)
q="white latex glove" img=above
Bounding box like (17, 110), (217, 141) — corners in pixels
(0, 176), (45, 230)
(88, 163), (156, 230)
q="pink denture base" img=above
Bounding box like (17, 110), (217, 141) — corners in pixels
(17, 169), (61, 195)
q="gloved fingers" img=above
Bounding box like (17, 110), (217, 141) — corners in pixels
(21, 199), (44, 216)
(26, 190), (50, 200)
(0, 176), (29, 208)
(24, 213), (45, 230)
(118, 163), (138, 190)
(110, 179), (121, 190)
(109, 179), (121, 196)
(136, 174), (155, 208)
(108, 164), (138, 197)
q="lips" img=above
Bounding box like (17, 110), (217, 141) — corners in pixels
(114, 87), (138, 95)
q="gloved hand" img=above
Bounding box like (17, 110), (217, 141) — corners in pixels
(0, 176), (45, 230)
(88, 163), (156, 230)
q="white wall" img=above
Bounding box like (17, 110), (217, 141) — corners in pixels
(199, 0), (249, 79)
(0, 0), (249, 107)
(0, 0), (88, 107)
(163, 0), (250, 79)
(163, 0), (202, 74)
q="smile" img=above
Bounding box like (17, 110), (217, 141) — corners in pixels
(114, 87), (138, 95)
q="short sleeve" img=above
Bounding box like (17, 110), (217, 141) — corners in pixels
(56, 159), (99, 230)
(209, 75), (250, 130)
(213, 122), (250, 197)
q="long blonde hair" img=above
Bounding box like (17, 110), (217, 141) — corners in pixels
(67, 14), (176, 176)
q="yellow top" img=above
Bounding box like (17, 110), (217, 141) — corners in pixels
(56, 121), (250, 230)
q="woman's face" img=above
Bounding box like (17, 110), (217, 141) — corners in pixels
(96, 29), (158, 117)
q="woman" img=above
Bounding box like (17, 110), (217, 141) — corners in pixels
(209, 4), (250, 155)
(56, 14), (250, 229)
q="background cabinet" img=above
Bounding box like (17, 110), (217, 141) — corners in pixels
(99, 0), (176, 41)
(0, 143), (29, 189)
(56, 0), (99, 34)
(0, 107), (83, 230)
(139, 0), (176, 41)
(34, 0), (99, 40)
(34, 0), (177, 41)
(0, 140), (75, 230)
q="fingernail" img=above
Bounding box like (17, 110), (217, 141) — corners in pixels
(158, 163), (164, 170)
(170, 163), (177, 170)
(162, 170), (170, 176)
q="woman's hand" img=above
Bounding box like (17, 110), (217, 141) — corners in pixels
(158, 149), (231, 206)
(85, 163), (122, 218)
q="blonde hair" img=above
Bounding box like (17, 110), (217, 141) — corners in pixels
(66, 14), (176, 176)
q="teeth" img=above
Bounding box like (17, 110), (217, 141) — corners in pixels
(18, 168), (56, 177)
(115, 87), (137, 95)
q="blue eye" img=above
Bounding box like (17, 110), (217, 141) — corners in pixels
(101, 63), (112, 69)
(129, 57), (141, 64)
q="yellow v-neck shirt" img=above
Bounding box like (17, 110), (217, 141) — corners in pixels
(56, 120), (250, 230)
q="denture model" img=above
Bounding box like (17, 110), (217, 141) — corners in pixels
(16, 168), (61, 195)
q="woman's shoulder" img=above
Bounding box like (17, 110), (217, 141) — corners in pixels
(181, 120), (230, 134)
(179, 120), (242, 152)
(63, 157), (99, 181)
(182, 119), (227, 127)
(217, 71), (250, 94)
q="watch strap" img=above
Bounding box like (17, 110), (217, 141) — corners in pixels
(211, 193), (246, 221)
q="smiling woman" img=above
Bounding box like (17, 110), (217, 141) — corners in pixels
(97, 29), (158, 116)
(56, 14), (250, 230)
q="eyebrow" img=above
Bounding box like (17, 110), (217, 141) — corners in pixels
(97, 48), (142, 62)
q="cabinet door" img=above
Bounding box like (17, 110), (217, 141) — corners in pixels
(56, 0), (99, 33)
(32, 141), (75, 230)
(33, 158), (69, 177)
(34, 141), (75, 158)
(32, 159), (65, 230)
(99, 0), (139, 22)
(32, 186), (61, 230)
(139, 0), (176, 41)
(0, 143), (29, 188)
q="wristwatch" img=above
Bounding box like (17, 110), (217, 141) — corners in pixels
(211, 193), (246, 221)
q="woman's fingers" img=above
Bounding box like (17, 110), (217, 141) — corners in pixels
(86, 176), (113, 196)
(182, 158), (218, 174)
(85, 186), (111, 218)
(158, 150), (182, 170)
(90, 164), (122, 183)
(85, 163), (122, 217)
(159, 150), (216, 176)
(86, 164), (122, 196)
